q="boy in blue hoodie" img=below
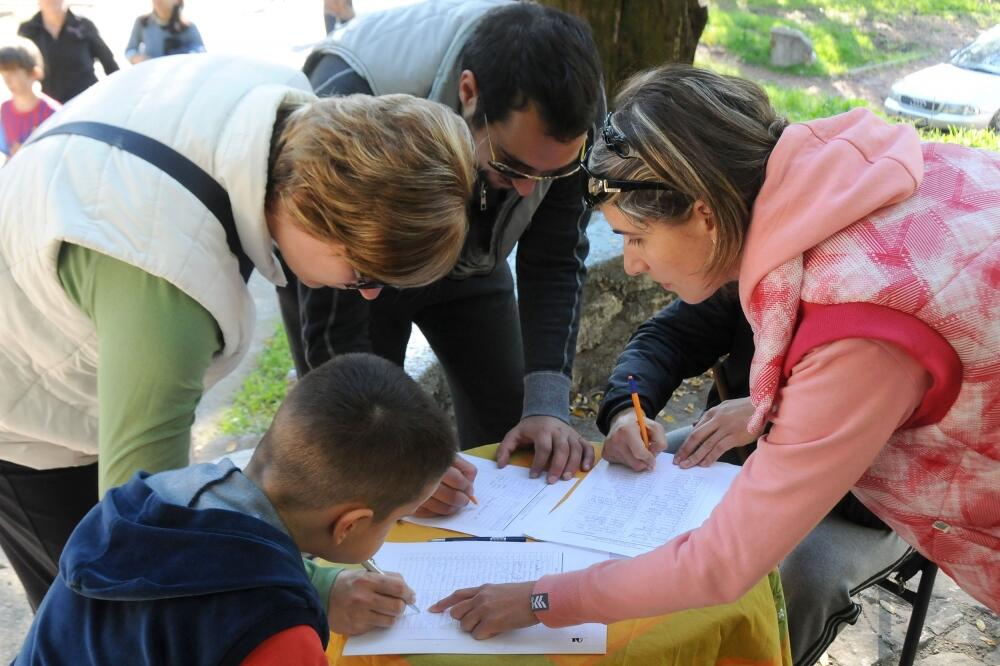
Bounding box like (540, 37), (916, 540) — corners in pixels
(15, 353), (457, 665)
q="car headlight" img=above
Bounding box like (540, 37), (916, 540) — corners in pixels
(938, 103), (980, 115)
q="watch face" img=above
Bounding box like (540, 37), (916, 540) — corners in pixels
(530, 592), (550, 611)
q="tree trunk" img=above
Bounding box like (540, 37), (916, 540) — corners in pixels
(540, 0), (708, 96)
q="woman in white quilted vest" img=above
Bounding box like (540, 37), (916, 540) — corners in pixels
(0, 53), (475, 614)
(429, 64), (999, 637)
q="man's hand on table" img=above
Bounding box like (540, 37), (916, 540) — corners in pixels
(327, 569), (417, 635)
(429, 581), (539, 639)
(603, 410), (668, 472)
(412, 454), (478, 517)
(673, 397), (761, 468)
(496, 416), (595, 484)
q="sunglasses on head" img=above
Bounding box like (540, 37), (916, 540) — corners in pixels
(483, 113), (586, 182)
(581, 113), (692, 212)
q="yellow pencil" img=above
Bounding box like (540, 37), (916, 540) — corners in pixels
(628, 375), (651, 451)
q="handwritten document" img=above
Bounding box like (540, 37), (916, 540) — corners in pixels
(522, 455), (741, 557)
(343, 542), (608, 655)
(403, 453), (574, 537)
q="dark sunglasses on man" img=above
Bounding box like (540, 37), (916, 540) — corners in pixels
(581, 112), (691, 212)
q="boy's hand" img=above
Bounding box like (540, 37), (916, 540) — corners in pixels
(412, 455), (477, 517)
(327, 569), (416, 636)
(429, 581), (538, 639)
(496, 416), (595, 484)
(603, 410), (668, 472)
(673, 397), (761, 468)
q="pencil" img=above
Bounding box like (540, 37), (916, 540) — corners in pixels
(628, 375), (651, 451)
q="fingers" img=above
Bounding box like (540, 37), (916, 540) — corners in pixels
(529, 432), (553, 479)
(371, 571), (416, 606)
(545, 432), (570, 484)
(674, 418), (716, 466)
(581, 438), (596, 472)
(647, 420), (669, 456)
(428, 586), (479, 613)
(451, 455), (478, 483)
(441, 464), (474, 494)
(496, 427), (526, 469)
(562, 437), (583, 481)
(683, 430), (730, 468)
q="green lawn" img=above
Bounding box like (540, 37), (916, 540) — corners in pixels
(219, 324), (294, 436)
(703, 0), (1000, 75)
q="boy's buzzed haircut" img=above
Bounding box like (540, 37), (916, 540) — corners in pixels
(0, 40), (42, 73)
(257, 353), (456, 519)
(461, 3), (602, 142)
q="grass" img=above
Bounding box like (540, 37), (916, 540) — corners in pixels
(702, 0), (1000, 76)
(219, 324), (294, 435)
(697, 51), (1000, 148)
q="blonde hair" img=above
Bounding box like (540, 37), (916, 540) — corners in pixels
(268, 94), (476, 288)
(590, 64), (788, 281)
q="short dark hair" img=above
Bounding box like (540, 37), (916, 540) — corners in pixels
(461, 3), (602, 142)
(255, 353), (456, 519)
(0, 40), (42, 74)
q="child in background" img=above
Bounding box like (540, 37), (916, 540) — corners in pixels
(0, 40), (59, 158)
(126, 0), (205, 64)
(15, 353), (457, 665)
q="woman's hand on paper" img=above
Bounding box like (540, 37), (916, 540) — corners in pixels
(327, 569), (417, 635)
(496, 416), (595, 484)
(412, 455), (478, 517)
(429, 581), (539, 639)
(603, 410), (668, 471)
(673, 397), (762, 468)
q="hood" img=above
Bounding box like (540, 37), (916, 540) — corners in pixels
(60, 472), (308, 602)
(891, 62), (1000, 109)
(738, 107), (923, 311)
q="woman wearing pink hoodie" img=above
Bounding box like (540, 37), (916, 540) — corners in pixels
(430, 64), (1000, 637)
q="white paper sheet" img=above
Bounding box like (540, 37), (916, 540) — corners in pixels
(521, 455), (741, 557)
(403, 453), (575, 537)
(343, 542), (608, 655)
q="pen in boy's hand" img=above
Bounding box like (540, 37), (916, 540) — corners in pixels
(362, 558), (421, 613)
(459, 488), (479, 505)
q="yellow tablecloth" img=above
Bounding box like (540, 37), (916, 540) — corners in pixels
(326, 445), (791, 666)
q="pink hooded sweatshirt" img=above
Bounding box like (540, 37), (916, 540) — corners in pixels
(534, 109), (1000, 626)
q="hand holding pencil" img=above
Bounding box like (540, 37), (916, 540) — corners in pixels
(601, 376), (668, 472)
(411, 453), (478, 517)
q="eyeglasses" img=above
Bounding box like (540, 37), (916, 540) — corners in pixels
(483, 113), (586, 182)
(580, 114), (691, 212)
(342, 269), (385, 291)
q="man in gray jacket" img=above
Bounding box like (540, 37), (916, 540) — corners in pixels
(280, 1), (605, 513)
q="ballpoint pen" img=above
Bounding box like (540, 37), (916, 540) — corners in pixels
(362, 558), (421, 613)
(429, 536), (528, 542)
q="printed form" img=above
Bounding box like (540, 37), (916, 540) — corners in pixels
(343, 542), (608, 655)
(403, 453), (575, 537)
(522, 455), (741, 557)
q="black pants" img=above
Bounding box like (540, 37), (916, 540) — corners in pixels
(0, 459), (98, 611)
(277, 262), (525, 449)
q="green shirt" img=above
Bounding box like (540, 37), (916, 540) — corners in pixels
(57, 242), (341, 609)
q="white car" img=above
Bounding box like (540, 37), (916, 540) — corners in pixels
(885, 25), (1000, 130)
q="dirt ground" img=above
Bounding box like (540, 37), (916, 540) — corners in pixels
(699, 7), (988, 107)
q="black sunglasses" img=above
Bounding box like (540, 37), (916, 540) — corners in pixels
(342, 269), (385, 291)
(580, 118), (691, 212)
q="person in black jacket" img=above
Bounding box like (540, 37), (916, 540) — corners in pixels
(18, 0), (119, 104)
(596, 284), (912, 666)
(288, 2), (605, 516)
